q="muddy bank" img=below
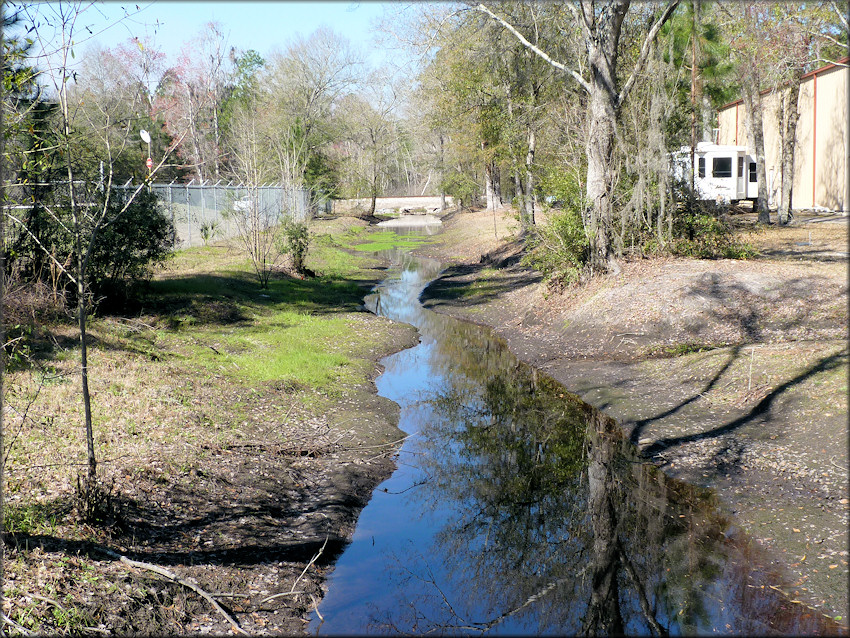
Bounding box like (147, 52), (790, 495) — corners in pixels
(417, 207), (849, 622)
(2, 223), (421, 635)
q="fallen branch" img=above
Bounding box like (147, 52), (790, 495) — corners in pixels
(829, 455), (846, 473)
(3, 613), (34, 635)
(31, 594), (66, 612)
(100, 549), (248, 635)
(345, 433), (418, 451)
(261, 535), (328, 605)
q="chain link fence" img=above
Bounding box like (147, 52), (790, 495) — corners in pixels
(119, 181), (322, 249)
(4, 180), (331, 250)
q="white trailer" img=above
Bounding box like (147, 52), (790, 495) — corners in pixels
(671, 142), (759, 205)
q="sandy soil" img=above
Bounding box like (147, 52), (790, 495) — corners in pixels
(417, 206), (849, 622)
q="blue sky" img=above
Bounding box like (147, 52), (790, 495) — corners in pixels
(22, 1), (405, 73)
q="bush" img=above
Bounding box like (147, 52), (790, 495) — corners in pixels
(670, 208), (757, 259)
(86, 189), (174, 300)
(278, 218), (310, 274)
(10, 187), (174, 304)
(522, 207), (590, 287)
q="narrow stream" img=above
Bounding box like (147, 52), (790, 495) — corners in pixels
(309, 232), (838, 635)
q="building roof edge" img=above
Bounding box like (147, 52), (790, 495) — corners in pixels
(718, 56), (850, 113)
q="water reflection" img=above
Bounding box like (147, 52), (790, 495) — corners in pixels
(312, 245), (843, 636)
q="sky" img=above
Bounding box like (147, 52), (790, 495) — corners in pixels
(17, 1), (407, 76)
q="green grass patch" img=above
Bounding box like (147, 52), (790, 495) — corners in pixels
(4, 501), (67, 535)
(190, 310), (357, 390)
(141, 237), (391, 395)
(351, 230), (431, 252)
(645, 341), (725, 358)
(309, 235), (380, 278)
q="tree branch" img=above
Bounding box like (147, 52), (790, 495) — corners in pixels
(617, 0), (681, 109)
(5, 212), (77, 284)
(568, 1), (593, 43)
(101, 548), (248, 635)
(475, 3), (593, 94)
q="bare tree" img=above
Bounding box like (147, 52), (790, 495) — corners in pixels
(264, 28), (362, 195)
(225, 101), (284, 288)
(476, 0), (680, 273)
(336, 71), (406, 216)
(160, 22), (231, 181)
(18, 1), (184, 515)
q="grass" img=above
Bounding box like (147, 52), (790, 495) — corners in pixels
(4, 502), (66, 535)
(350, 230), (433, 252)
(644, 341), (725, 358)
(2, 216), (417, 512)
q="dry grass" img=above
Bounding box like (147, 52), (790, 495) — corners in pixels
(1, 217), (421, 634)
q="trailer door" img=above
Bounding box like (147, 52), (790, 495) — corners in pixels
(747, 160), (758, 198)
(736, 155), (746, 199)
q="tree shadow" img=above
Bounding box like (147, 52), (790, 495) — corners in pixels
(25, 270), (385, 363)
(421, 242), (541, 309)
(641, 347), (847, 458)
(4, 455), (380, 571)
(683, 271), (845, 341)
(628, 345), (744, 445)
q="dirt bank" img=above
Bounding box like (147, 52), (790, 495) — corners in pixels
(3, 218), (419, 635)
(418, 207), (849, 623)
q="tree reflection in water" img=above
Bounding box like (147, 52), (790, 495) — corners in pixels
(377, 357), (837, 635)
(318, 246), (842, 636)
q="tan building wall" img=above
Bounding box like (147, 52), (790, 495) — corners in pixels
(717, 59), (848, 212)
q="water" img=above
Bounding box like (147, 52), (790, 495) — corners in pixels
(309, 235), (840, 635)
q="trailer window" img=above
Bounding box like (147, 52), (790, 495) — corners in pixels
(737, 158), (744, 178)
(749, 162), (757, 182)
(698, 157), (705, 178)
(712, 157), (732, 178)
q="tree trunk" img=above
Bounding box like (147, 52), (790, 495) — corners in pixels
(60, 75), (98, 492)
(439, 134), (447, 211)
(77, 259), (96, 485)
(505, 84), (528, 229)
(586, 67), (620, 273)
(689, 0), (699, 202)
(584, 0), (628, 275)
(742, 78), (770, 223)
(485, 160), (497, 211)
(187, 84), (205, 182)
(778, 69), (803, 225)
(524, 128), (536, 226)
(582, 410), (624, 636)
(513, 165), (525, 224)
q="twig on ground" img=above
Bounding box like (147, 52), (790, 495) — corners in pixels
(257, 591), (307, 603)
(31, 594), (66, 612)
(829, 456), (847, 472)
(310, 593), (324, 621)
(261, 535), (329, 605)
(100, 548), (248, 635)
(3, 613), (35, 635)
(345, 433), (418, 451)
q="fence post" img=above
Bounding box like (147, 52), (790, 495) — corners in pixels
(168, 180), (175, 249)
(200, 179), (206, 240)
(185, 180), (192, 248)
